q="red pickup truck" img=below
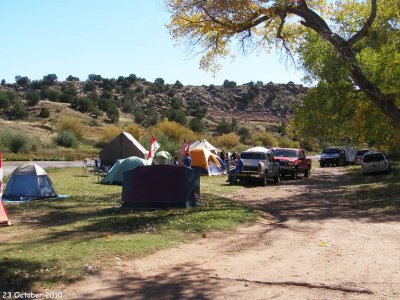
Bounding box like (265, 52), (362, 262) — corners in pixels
(272, 148), (312, 180)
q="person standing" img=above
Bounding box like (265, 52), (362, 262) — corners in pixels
(220, 150), (226, 161)
(183, 152), (192, 168)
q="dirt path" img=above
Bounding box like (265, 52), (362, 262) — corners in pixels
(63, 167), (400, 299)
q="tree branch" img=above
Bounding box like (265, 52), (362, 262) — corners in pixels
(348, 0), (377, 46)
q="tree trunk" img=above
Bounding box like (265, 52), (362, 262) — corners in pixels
(292, 5), (400, 128)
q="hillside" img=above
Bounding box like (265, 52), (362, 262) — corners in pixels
(0, 77), (308, 158)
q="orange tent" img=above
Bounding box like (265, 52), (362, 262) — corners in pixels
(190, 148), (223, 176)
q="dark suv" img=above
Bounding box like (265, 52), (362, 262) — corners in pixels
(320, 147), (346, 167)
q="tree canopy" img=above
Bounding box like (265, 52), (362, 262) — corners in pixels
(165, 0), (400, 128)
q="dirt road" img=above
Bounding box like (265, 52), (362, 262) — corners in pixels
(63, 167), (400, 299)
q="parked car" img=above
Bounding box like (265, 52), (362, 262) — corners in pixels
(361, 151), (391, 174)
(320, 147), (346, 167)
(354, 149), (370, 165)
(272, 148), (312, 179)
(238, 147), (280, 186)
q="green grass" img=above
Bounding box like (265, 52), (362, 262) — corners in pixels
(341, 161), (400, 212)
(0, 168), (259, 291)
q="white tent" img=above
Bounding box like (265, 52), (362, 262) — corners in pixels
(189, 139), (221, 154)
(4, 163), (57, 200)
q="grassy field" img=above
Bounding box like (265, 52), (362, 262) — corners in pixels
(0, 168), (260, 292)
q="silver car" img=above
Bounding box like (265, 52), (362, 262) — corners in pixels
(361, 152), (391, 174)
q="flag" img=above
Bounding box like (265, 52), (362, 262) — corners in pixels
(180, 140), (188, 155)
(0, 149), (11, 226)
(181, 140), (191, 154)
(147, 136), (160, 159)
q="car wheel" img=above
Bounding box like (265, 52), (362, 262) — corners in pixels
(262, 172), (268, 186)
(320, 162), (325, 168)
(290, 169), (297, 180)
(274, 174), (280, 184)
(304, 168), (310, 178)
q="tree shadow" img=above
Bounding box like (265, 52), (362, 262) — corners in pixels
(73, 264), (220, 300)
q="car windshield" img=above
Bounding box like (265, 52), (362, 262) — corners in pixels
(322, 148), (341, 154)
(356, 150), (369, 156)
(240, 152), (267, 160)
(363, 153), (385, 163)
(273, 149), (297, 157)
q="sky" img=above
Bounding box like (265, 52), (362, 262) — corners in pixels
(0, 0), (305, 86)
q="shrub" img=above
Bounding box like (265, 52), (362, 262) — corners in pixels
(123, 124), (141, 140)
(216, 133), (240, 149)
(101, 125), (121, 144)
(237, 126), (250, 143)
(278, 136), (300, 149)
(54, 131), (78, 148)
(189, 118), (204, 132)
(0, 130), (32, 153)
(251, 132), (278, 147)
(26, 92), (40, 106)
(84, 81), (96, 92)
(106, 105), (120, 123)
(38, 107), (50, 118)
(151, 119), (196, 142)
(57, 116), (83, 140)
(10, 102), (28, 119)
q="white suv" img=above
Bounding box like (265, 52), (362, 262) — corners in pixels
(361, 151), (391, 174)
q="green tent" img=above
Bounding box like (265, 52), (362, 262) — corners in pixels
(153, 151), (174, 165)
(100, 156), (150, 185)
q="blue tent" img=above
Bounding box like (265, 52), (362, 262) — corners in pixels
(4, 163), (57, 201)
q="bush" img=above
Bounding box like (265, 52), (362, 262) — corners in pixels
(57, 116), (83, 140)
(189, 118), (204, 132)
(123, 124), (141, 140)
(10, 102), (28, 119)
(26, 92), (40, 106)
(101, 125), (121, 144)
(216, 133), (240, 149)
(38, 107), (50, 118)
(54, 131), (78, 148)
(0, 130), (31, 153)
(237, 127), (250, 143)
(251, 132), (278, 147)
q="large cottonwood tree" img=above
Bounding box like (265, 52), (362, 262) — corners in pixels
(165, 0), (400, 128)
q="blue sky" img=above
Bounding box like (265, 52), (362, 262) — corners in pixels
(0, 0), (305, 86)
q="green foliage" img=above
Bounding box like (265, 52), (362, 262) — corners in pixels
(54, 131), (78, 148)
(237, 126), (250, 143)
(26, 92), (40, 106)
(0, 129), (32, 153)
(0, 90), (17, 109)
(38, 107), (50, 118)
(66, 75), (80, 82)
(15, 75), (30, 86)
(223, 79), (236, 89)
(216, 119), (237, 135)
(161, 109), (187, 126)
(174, 80), (183, 89)
(106, 104), (120, 123)
(84, 81), (96, 92)
(42, 74), (58, 85)
(189, 118), (204, 133)
(1, 79), (5, 85)
(10, 101), (28, 120)
(88, 74), (102, 81)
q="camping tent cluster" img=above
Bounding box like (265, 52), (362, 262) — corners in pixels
(1, 135), (225, 210)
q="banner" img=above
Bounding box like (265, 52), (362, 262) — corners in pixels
(147, 136), (160, 160)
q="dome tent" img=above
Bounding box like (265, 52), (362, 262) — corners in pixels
(100, 156), (150, 185)
(4, 163), (57, 201)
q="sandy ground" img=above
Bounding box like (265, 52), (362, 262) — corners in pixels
(62, 167), (400, 299)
